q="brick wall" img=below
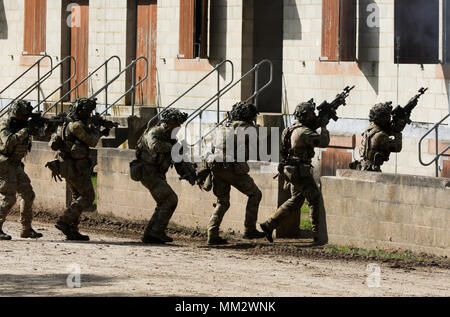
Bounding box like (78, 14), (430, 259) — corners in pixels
(321, 169), (450, 257)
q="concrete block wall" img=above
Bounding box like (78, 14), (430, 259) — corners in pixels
(88, 0), (127, 106)
(96, 147), (278, 234)
(22, 141), (67, 215)
(282, 0), (450, 124)
(321, 169), (450, 257)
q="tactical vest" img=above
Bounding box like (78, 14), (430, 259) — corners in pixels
(0, 119), (31, 162)
(282, 123), (315, 164)
(136, 125), (173, 170)
(360, 124), (388, 165)
(51, 121), (90, 160)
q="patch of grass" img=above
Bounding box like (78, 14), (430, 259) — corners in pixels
(323, 245), (425, 262)
(301, 204), (310, 214)
(92, 175), (98, 206)
(300, 218), (312, 230)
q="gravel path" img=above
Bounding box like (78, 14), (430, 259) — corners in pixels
(0, 220), (449, 297)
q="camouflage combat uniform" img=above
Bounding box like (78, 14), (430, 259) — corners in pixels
(131, 109), (189, 244)
(0, 101), (42, 240)
(206, 102), (265, 245)
(356, 102), (402, 172)
(359, 125), (402, 172)
(49, 98), (105, 241)
(261, 100), (329, 243)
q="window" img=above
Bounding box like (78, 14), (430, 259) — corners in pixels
(394, 0), (439, 64)
(178, 0), (208, 59)
(23, 0), (46, 55)
(321, 0), (356, 62)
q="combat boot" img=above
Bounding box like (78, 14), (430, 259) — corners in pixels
(0, 227), (12, 240)
(259, 223), (274, 243)
(55, 220), (89, 241)
(66, 231), (90, 241)
(161, 232), (173, 243)
(142, 226), (167, 244)
(243, 229), (266, 240)
(21, 228), (43, 239)
(207, 236), (228, 245)
(142, 235), (165, 244)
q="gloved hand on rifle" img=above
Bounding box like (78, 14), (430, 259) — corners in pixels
(101, 128), (110, 137)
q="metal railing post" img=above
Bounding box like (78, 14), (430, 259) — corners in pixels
(418, 113), (450, 177)
(131, 63), (136, 117)
(435, 127), (439, 177)
(37, 62), (41, 111)
(217, 68), (220, 124)
(105, 63), (108, 115)
(254, 64), (259, 109)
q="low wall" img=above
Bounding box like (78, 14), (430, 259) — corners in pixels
(23, 141), (67, 214)
(321, 170), (450, 257)
(96, 148), (279, 235)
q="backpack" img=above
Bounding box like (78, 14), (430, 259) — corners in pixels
(280, 123), (302, 162)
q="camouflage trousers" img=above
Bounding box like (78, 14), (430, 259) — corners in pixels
(0, 161), (35, 230)
(140, 164), (178, 236)
(264, 172), (321, 234)
(359, 159), (382, 172)
(57, 158), (95, 229)
(208, 166), (262, 238)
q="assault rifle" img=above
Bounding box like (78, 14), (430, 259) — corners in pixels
(174, 161), (198, 186)
(27, 112), (68, 136)
(315, 85), (355, 128)
(90, 112), (120, 129)
(390, 87), (427, 133)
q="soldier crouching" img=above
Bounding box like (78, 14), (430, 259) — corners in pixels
(130, 109), (190, 244)
(205, 102), (265, 245)
(47, 98), (109, 241)
(0, 100), (42, 240)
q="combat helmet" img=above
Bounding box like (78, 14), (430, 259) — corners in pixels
(229, 101), (259, 123)
(9, 100), (33, 119)
(160, 108), (188, 125)
(369, 102), (393, 124)
(70, 97), (97, 115)
(293, 99), (316, 122)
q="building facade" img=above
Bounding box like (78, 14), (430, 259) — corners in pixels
(0, 0), (448, 176)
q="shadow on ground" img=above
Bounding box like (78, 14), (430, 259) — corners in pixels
(0, 273), (115, 296)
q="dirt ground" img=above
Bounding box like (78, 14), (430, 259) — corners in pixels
(0, 216), (449, 297)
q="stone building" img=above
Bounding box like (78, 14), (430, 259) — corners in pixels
(0, 0), (448, 176)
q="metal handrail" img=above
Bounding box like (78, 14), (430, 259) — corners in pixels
(0, 54), (53, 99)
(145, 60), (234, 130)
(33, 56), (76, 114)
(43, 56), (121, 115)
(185, 59), (273, 148)
(94, 56), (149, 116)
(0, 56), (57, 117)
(418, 113), (450, 177)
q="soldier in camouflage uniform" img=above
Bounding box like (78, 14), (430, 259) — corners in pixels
(131, 109), (189, 244)
(0, 100), (43, 240)
(205, 102), (265, 245)
(48, 98), (109, 241)
(356, 103), (403, 172)
(260, 100), (330, 244)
